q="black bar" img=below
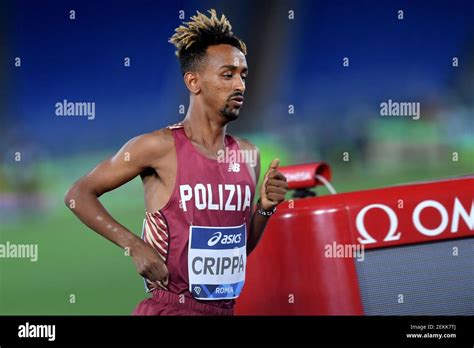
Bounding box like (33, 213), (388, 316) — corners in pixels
(0, 316), (473, 345)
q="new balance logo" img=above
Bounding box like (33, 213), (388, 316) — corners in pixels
(228, 162), (240, 172)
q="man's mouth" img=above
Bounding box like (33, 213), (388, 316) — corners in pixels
(229, 96), (244, 107)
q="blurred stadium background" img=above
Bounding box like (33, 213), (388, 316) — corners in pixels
(0, 0), (473, 314)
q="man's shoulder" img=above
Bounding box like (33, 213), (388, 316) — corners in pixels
(232, 135), (259, 153)
(148, 127), (174, 143)
(125, 127), (174, 157)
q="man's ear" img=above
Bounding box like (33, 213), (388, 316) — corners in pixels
(183, 72), (200, 95)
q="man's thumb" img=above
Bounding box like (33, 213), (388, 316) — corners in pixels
(268, 158), (280, 170)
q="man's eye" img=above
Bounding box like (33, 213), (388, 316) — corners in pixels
(223, 74), (232, 78)
(241, 75), (247, 80)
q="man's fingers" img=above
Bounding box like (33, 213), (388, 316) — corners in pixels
(267, 177), (288, 186)
(148, 269), (168, 290)
(266, 178), (287, 187)
(268, 158), (280, 171)
(267, 170), (287, 181)
(267, 192), (284, 202)
(265, 185), (287, 195)
(156, 263), (169, 288)
(144, 271), (166, 290)
(142, 262), (169, 289)
(153, 262), (168, 282)
(157, 280), (168, 290)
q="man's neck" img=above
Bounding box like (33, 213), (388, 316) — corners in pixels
(182, 102), (228, 152)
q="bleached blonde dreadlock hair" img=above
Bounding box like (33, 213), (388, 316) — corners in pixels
(169, 9), (247, 75)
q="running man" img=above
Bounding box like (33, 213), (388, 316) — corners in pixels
(65, 9), (288, 316)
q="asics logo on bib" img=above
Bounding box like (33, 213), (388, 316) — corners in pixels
(207, 232), (222, 246)
(179, 184), (252, 212)
(207, 232), (242, 247)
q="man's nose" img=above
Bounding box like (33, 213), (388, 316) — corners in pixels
(234, 76), (245, 94)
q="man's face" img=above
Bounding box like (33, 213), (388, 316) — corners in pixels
(197, 44), (248, 121)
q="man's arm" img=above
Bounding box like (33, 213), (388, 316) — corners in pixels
(64, 131), (171, 289)
(237, 139), (288, 255)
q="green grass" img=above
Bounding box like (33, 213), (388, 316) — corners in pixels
(1, 177), (146, 315)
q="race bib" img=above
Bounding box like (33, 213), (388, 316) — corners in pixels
(188, 223), (247, 300)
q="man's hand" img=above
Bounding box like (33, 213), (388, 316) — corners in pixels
(130, 240), (169, 290)
(259, 158), (288, 210)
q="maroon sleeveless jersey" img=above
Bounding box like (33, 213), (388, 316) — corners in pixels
(141, 123), (256, 309)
